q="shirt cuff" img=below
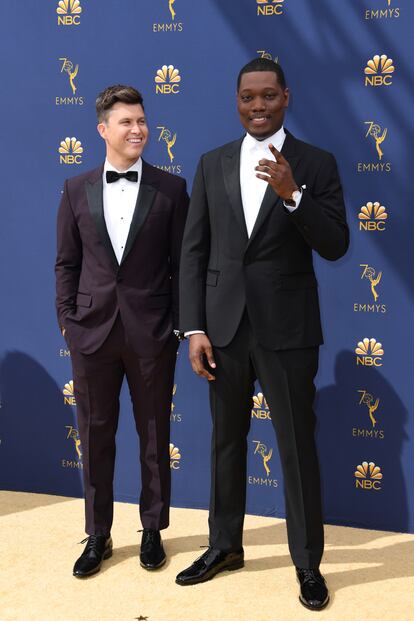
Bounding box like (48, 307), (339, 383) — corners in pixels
(283, 191), (303, 212)
(184, 330), (205, 338)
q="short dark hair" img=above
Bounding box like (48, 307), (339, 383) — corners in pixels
(95, 85), (144, 122)
(237, 58), (286, 91)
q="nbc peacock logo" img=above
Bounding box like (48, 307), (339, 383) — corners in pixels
(170, 443), (181, 469)
(364, 54), (395, 86)
(56, 0), (82, 26)
(358, 202), (388, 232)
(59, 137), (83, 165)
(63, 380), (76, 406)
(256, 0), (285, 17)
(355, 461), (383, 490)
(355, 338), (384, 367)
(251, 392), (271, 421)
(155, 65), (181, 95)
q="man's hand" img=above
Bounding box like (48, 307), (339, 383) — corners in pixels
(255, 144), (298, 200)
(189, 334), (216, 381)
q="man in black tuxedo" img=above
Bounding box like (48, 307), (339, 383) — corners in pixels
(55, 85), (188, 577)
(176, 59), (348, 610)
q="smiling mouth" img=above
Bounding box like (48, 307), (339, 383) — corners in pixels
(250, 116), (270, 124)
(127, 138), (143, 144)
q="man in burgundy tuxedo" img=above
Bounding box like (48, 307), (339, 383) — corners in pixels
(55, 85), (189, 577)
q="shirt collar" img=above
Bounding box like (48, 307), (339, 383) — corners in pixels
(243, 126), (286, 154)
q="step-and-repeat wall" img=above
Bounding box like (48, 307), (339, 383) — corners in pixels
(1, 1), (412, 533)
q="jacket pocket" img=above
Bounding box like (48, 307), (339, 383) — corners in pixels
(280, 273), (318, 290)
(206, 269), (219, 287)
(76, 292), (92, 307)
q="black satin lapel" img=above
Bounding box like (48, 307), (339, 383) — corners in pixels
(221, 150), (248, 240)
(247, 154), (300, 248)
(85, 178), (119, 270)
(120, 183), (156, 264)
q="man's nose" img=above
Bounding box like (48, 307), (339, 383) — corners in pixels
(251, 97), (266, 111)
(130, 123), (143, 134)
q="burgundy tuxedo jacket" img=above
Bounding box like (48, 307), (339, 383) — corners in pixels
(55, 160), (189, 357)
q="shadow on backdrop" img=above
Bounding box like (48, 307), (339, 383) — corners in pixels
(0, 351), (83, 514)
(316, 350), (408, 532)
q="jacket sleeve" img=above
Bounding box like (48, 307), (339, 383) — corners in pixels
(179, 157), (211, 332)
(170, 178), (190, 329)
(288, 152), (349, 261)
(55, 179), (82, 330)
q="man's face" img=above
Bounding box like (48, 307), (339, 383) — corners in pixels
(237, 71), (289, 140)
(97, 102), (149, 168)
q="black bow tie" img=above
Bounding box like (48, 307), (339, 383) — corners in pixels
(106, 170), (138, 183)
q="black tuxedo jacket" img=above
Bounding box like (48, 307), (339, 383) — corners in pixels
(56, 160), (189, 357)
(179, 130), (349, 350)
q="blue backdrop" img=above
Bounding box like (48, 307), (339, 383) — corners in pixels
(0, 0), (412, 534)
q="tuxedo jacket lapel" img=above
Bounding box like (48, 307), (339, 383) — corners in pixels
(85, 166), (119, 271)
(221, 139), (249, 240)
(120, 160), (156, 265)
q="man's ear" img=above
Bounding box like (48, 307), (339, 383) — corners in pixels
(97, 122), (106, 139)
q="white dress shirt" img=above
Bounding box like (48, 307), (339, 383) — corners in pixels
(240, 126), (300, 237)
(103, 158), (142, 264)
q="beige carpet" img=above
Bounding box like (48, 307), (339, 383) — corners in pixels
(1, 492), (413, 621)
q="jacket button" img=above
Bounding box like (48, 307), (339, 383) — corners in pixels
(117, 276), (123, 283)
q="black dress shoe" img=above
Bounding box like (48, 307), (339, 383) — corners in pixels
(73, 535), (112, 578)
(296, 568), (329, 611)
(176, 547), (244, 585)
(140, 529), (166, 570)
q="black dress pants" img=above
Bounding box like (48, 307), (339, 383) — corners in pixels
(70, 315), (178, 536)
(208, 312), (324, 569)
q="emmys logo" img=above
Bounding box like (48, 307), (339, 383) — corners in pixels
(360, 264), (382, 302)
(65, 426), (82, 459)
(248, 440), (278, 487)
(365, 121), (387, 160)
(256, 0), (285, 17)
(157, 126), (177, 163)
(155, 126), (182, 174)
(359, 202), (388, 232)
(357, 122), (391, 173)
(59, 137), (83, 165)
(353, 390), (384, 440)
(358, 390), (380, 429)
(355, 461), (382, 490)
(56, 0), (82, 26)
(153, 0), (183, 32)
(251, 392), (271, 421)
(63, 380), (76, 406)
(155, 65), (181, 94)
(56, 58), (84, 106)
(364, 0), (400, 20)
(355, 338), (384, 367)
(353, 264), (386, 314)
(364, 54), (395, 86)
(257, 50), (279, 63)
(170, 384), (182, 422)
(170, 443), (181, 469)
(253, 440), (272, 476)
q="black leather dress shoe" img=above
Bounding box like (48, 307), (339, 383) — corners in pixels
(140, 529), (166, 569)
(73, 535), (112, 578)
(296, 568), (329, 611)
(176, 547), (244, 585)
